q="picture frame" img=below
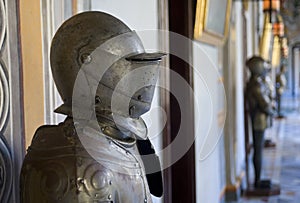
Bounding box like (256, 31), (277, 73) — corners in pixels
(194, 0), (232, 46)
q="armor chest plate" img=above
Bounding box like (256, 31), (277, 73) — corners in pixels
(20, 118), (152, 203)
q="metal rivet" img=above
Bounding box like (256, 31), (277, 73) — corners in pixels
(78, 178), (84, 184)
(144, 198), (147, 202)
(95, 96), (101, 104)
(129, 106), (136, 116)
(81, 53), (92, 64)
(108, 194), (112, 200)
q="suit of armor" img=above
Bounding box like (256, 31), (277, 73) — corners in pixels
(276, 65), (287, 117)
(246, 56), (275, 188)
(20, 11), (164, 202)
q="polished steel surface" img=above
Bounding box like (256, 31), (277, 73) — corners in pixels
(21, 118), (153, 203)
(21, 11), (163, 202)
(50, 11), (164, 119)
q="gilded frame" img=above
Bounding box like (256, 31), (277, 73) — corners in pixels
(194, 0), (232, 46)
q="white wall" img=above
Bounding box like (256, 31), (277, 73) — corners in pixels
(91, 1), (163, 202)
(233, 2), (246, 178)
(245, 1), (259, 57)
(194, 42), (225, 203)
(91, 0), (157, 31)
(294, 49), (300, 96)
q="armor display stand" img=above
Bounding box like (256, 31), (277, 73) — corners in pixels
(245, 56), (280, 196)
(20, 11), (165, 203)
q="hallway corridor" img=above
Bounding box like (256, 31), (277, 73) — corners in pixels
(240, 94), (300, 203)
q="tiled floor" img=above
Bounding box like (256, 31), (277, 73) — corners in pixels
(239, 94), (300, 203)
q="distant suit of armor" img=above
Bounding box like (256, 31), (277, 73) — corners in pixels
(276, 65), (287, 116)
(246, 56), (275, 187)
(247, 76), (274, 131)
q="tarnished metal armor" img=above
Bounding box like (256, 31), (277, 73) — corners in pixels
(246, 56), (274, 131)
(262, 74), (275, 128)
(276, 64), (287, 116)
(246, 56), (275, 188)
(20, 11), (164, 202)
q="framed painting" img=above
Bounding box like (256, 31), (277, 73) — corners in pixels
(194, 0), (232, 46)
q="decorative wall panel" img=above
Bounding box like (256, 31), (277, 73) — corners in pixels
(0, 0), (8, 132)
(0, 0), (5, 49)
(0, 62), (9, 132)
(0, 1), (12, 202)
(1, 0), (24, 202)
(0, 135), (12, 202)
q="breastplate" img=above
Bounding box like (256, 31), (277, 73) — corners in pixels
(20, 117), (152, 203)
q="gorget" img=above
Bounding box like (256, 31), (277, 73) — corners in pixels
(55, 105), (148, 141)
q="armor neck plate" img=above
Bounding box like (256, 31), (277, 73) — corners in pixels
(53, 105), (148, 145)
(96, 111), (148, 143)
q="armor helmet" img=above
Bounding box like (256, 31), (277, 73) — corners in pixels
(246, 56), (271, 76)
(50, 11), (165, 118)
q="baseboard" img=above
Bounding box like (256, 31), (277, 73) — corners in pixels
(221, 171), (245, 202)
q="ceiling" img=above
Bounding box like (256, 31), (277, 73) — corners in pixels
(281, 0), (300, 42)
